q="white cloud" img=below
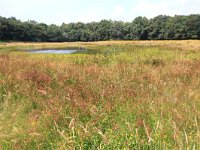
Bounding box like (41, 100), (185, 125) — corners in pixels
(131, 0), (200, 19)
(0, 0), (199, 24)
(112, 6), (124, 19)
(131, 1), (177, 18)
(77, 9), (97, 23)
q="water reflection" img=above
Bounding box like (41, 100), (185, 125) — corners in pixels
(29, 49), (83, 54)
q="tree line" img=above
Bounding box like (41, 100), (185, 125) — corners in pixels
(0, 14), (200, 42)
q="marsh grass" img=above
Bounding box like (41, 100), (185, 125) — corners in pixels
(0, 40), (200, 149)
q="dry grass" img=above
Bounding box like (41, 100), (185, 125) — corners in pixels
(0, 40), (200, 149)
(1, 40), (200, 51)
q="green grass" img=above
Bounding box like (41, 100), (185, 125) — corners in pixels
(0, 41), (200, 149)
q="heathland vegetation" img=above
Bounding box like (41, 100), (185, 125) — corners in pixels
(0, 14), (200, 42)
(0, 40), (200, 149)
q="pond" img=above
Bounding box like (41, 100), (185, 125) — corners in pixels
(28, 49), (86, 54)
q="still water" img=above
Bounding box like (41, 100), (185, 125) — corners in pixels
(29, 49), (83, 54)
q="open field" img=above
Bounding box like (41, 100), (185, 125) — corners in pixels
(0, 40), (200, 149)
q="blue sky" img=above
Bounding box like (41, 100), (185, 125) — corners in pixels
(0, 0), (199, 25)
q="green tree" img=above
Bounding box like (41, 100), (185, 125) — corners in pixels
(130, 16), (149, 40)
(148, 15), (170, 40)
(0, 14), (200, 42)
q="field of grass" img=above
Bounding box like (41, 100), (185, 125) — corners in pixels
(0, 40), (200, 149)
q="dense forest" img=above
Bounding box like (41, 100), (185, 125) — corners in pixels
(0, 14), (200, 42)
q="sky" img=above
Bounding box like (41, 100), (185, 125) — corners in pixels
(0, 0), (200, 25)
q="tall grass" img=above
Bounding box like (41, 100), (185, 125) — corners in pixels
(0, 41), (200, 149)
